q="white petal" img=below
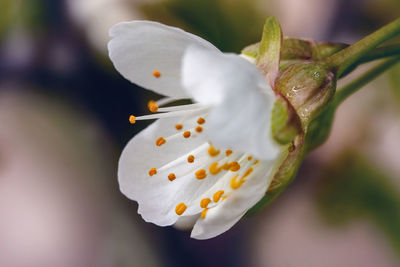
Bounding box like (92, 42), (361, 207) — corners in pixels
(182, 46), (280, 160)
(174, 215), (199, 230)
(108, 21), (220, 98)
(190, 161), (275, 239)
(118, 113), (229, 226)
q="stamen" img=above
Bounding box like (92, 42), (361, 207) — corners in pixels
(200, 198), (211, 208)
(148, 168), (157, 176)
(201, 208), (209, 219)
(147, 100), (159, 112)
(222, 162), (231, 170)
(195, 169), (207, 179)
(183, 131), (191, 138)
(229, 161), (241, 172)
(157, 103), (204, 112)
(209, 162), (221, 175)
(156, 137), (166, 146)
(195, 126), (203, 133)
(187, 155), (195, 163)
(152, 70), (161, 78)
(213, 190), (224, 202)
(175, 124), (183, 130)
(225, 150), (233, 156)
(168, 173), (176, 181)
(242, 168), (254, 179)
(208, 146), (220, 157)
(253, 160), (259, 165)
(197, 117), (206, 124)
(247, 156), (253, 161)
(175, 203), (187, 215)
(129, 115), (136, 124)
(155, 97), (175, 107)
(230, 175), (244, 189)
(132, 107), (209, 121)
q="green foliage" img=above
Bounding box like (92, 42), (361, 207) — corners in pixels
(141, 0), (266, 52)
(315, 153), (400, 255)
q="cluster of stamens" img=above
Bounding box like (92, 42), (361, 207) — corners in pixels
(130, 70), (260, 220)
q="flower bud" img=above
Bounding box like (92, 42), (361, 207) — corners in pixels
(242, 38), (347, 63)
(274, 62), (336, 128)
(271, 96), (302, 144)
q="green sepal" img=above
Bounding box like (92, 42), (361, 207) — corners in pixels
(257, 16), (282, 86)
(271, 96), (302, 144)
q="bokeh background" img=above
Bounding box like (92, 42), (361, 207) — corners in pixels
(1, 0), (400, 266)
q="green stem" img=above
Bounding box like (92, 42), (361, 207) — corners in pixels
(339, 43), (400, 78)
(333, 56), (400, 108)
(359, 43), (400, 63)
(325, 17), (400, 76)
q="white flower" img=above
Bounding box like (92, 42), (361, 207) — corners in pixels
(108, 20), (282, 239)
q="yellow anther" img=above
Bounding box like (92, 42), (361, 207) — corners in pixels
(147, 100), (159, 112)
(195, 169), (207, 180)
(225, 149), (233, 156)
(175, 203), (187, 215)
(200, 198), (211, 208)
(129, 115), (136, 124)
(197, 117), (206, 125)
(148, 168), (157, 176)
(222, 162), (231, 170)
(156, 137), (166, 146)
(222, 195), (229, 201)
(175, 124), (183, 130)
(168, 173), (176, 181)
(247, 156), (253, 161)
(242, 168), (253, 179)
(187, 155), (195, 163)
(183, 131), (191, 138)
(208, 145), (220, 157)
(152, 70), (162, 78)
(209, 162), (221, 175)
(195, 126), (203, 133)
(201, 208), (209, 219)
(253, 160), (259, 165)
(230, 175), (244, 189)
(213, 190), (224, 202)
(229, 161), (240, 172)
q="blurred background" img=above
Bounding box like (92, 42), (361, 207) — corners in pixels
(0, 0), (400, 266)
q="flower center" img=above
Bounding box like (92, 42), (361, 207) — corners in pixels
(129, 97), (263, 219)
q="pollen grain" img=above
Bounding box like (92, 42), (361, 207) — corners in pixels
(147, 100), (159, 112)
(187, 155), (195, 163)
(129, 115), (136, 124)
(200, 198), (211, 208)
(209, 162), (221, 175)
(175, 203), (187, 215)
(148, 168), (157, 176)
(213, 190), (224, 202)
(197, 117), (206, 124)
(195, 169), (207, 180)
(208, 145), (220, 157)
(195, 126), (203, 133)
(229, 161), (240, 172)
(201, 208), (209, 219)
(156, 137), (166, 146)
(152, 70), (162, 78)
(168, 173), (176, 181)
(183, 131), (191, 138)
